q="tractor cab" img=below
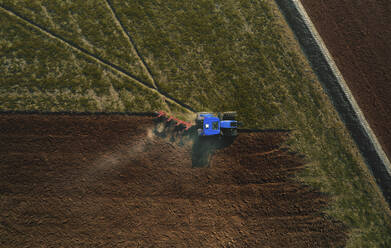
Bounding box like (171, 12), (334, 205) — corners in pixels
(196, 112), (239, 137)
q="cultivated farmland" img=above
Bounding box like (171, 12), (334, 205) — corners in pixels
(0, 114), (346, 247)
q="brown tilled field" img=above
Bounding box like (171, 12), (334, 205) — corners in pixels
(0, 114), (346, 247)
(300, 0), (391, 159)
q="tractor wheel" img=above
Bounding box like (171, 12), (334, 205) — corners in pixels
(218, 112), (223, 120)
(196, 112), (208, 121)
(196, 112), (209, 117)
(222, 111), (237, 120)
(196, 120), (203, 129)
(221, 128), (238, 137)
(195, 113), (205, 129)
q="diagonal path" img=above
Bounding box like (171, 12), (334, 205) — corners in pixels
(0, 5), (195, 114)
(103, 0), (159, 90)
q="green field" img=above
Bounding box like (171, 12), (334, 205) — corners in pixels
(1, 0), (390, 246)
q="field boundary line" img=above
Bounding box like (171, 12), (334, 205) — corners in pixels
(103, 0), (159, 90)
(275, 0), (391, 204)
(0, 110), (159, 116)
(238, 128), (292, 133)
(0, 5), (195, 114)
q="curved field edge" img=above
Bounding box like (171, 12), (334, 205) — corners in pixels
(0, 0), (390, 246)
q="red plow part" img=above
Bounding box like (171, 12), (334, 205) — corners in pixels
(156, 111), (193, 130)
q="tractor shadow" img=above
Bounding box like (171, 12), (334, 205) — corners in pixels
(152, 118), (237, 168)
(191, 135), (236, 168)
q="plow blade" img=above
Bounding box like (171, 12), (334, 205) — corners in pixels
(156, 111), (193, 130)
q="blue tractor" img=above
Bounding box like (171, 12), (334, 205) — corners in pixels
(195, 111), (239, 137)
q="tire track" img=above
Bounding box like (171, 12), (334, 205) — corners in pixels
(103, 0), (159, 90)
(0, 5), (195, 114)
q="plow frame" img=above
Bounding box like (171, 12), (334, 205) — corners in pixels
(156, 111), (193, 131)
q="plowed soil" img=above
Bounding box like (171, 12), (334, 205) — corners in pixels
(300, 0), (391, 159)
(0, 114), (346, 247)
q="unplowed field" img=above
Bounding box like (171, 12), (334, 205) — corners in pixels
(0, 114), (346, 247)
(300, 0), (391, 159)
